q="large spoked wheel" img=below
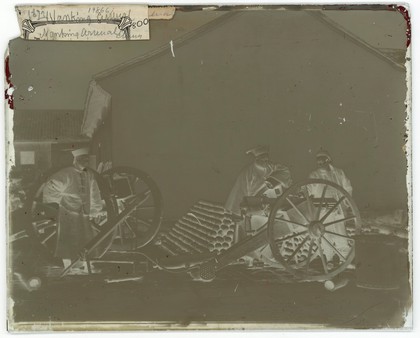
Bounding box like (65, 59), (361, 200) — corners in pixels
(267, 179), (361, 281)
(101, 167), (163, 250)
(24, 167), (117, 262)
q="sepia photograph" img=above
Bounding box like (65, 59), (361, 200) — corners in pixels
(4, 2), (412, 332)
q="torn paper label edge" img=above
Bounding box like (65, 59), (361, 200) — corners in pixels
(15, 4), (174, 41)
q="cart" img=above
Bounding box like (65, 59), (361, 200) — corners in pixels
(21, 166), (361, 285)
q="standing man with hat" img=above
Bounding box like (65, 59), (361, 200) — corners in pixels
(225, 145), (292, 215)
(309, 149), (352, 195)
(308, 149), (353, 262)
(42, 147), (104, 273)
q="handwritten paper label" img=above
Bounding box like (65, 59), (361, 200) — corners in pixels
(148, 6), (176, 20)
(16, 5), (150, 41)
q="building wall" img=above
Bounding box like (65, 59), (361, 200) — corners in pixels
(13, 142), (52, 173)
(99, 11), (408, 219)
(50, 142), (90, 169)
(8, 11), (227, 110)
(90, 112), (113, 168)
(12, 141), (90, 179)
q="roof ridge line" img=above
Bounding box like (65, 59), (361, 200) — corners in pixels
(94, 11), (241, 80)
(308, 10), (406, 71)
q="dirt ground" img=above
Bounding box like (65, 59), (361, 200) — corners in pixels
(8, 237), (411, 330)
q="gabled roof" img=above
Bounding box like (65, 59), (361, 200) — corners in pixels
(94, 12), (239, 80)
(94, 8), (405, 82)
(13, 110), (88, 142)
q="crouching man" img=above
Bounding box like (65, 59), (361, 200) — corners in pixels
(225, 145), (292, 216)
(225, 145), (292, 265)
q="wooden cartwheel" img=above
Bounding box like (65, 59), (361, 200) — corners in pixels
(23, 171), (360, 284)
(23, 166), (163, 277)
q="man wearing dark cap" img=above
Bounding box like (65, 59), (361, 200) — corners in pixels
(42, 147), (104, 273)
(225, 145), (292, 215)
(309, 149), (352, 195)
(308, 149), (353, 262)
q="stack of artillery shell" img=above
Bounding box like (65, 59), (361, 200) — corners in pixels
(160, 201), (236, 256)
(275, 232), (310, 264)
(345, 224), (357, 237)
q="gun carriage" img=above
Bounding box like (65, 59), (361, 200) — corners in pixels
(23, 166), (361, 284)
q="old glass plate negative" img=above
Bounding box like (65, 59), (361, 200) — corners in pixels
(5, 3), (412, 331)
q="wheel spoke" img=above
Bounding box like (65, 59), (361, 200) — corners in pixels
(305, 239), (315, 272)
(321, 235), (346, 260)
(118, 224), (124, 244)
(317, 238), (329, 274)
(275, 230), (307, 243)
(41, 230), (57, 245)
(274, 217), (308, 229)
(135, 190), (152, 207)
(323, 216), (356, 227)
(123, 220), (137, 238)
(286, 197), (310, 224)
(315, 184), (328, 220)
(122, 193), (151, 215)
(136, 218), (152, 229)
(286, 235), (310, 264)
(136, 205), (155, 210)
(320, 196), (345, 223)
(302, 189), (315, 221)
(324, 230), (353, 240)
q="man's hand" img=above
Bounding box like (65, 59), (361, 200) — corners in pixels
(90, 210), (107, 225)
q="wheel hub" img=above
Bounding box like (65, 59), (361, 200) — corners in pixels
(308, 221), (324, 239)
